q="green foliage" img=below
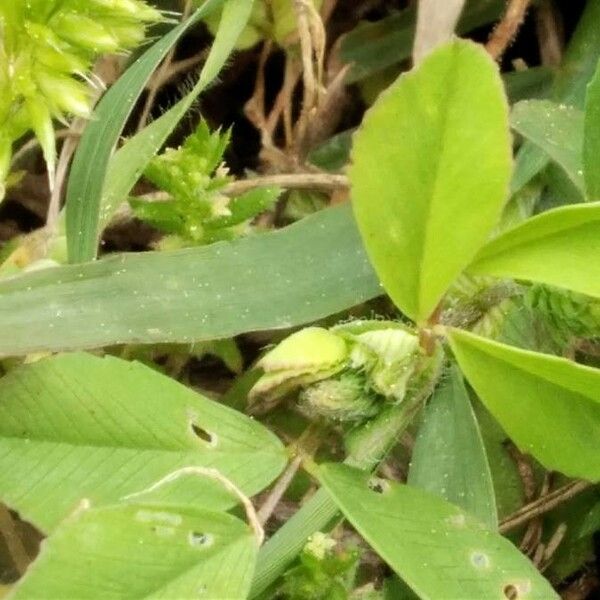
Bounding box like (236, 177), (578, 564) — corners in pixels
(1, 1), (599, 596)
(0, 0), (161, 196)
(510, 100), (584, 196)
(319, 464), (558, 599)
(277, 532), (365, 600)
(349, 39), (511, 323)
(65, 0), (252, 262)
(0, 353), (285, 532)
(584, 59), (600, 201)
(449, 328), (600, 480)
(131, 121), (279, 246)
(408, 366), (497, 528)
(0, 205), (380, 356)
(10, 502), (258, 599)
(525, 284), (600, 347)
(468, 203), (600, 299)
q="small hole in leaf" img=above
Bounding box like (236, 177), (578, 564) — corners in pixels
(367, 477), (390, 494)
(470, 551), (490, 569)
(188, 531), (214, 548)
(503, 584), (519, 599)
(191, 423), (215, 445)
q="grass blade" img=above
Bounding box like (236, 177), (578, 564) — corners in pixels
(65, 0), (226, 263)
(0, 205), (380, 356)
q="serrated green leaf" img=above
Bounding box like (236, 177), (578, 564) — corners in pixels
(510, 100), (584, 195)
(584, 60), (600, 201)
(65, 0), (227, 263)
(9, 502), (257, 599)
(319, 463), (557, 599)
(349, 39), (511, 323)
(0, 205), (380, 356)
(408, 366), (497, 528)
(99, 0), (254, 238)
(0, 353), (285, 532)
(468, 203), (600, 299)
(449, 328), (600, 481)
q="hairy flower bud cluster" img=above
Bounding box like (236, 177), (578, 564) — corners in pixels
(249, 321), (421, 421)
(0, 0), (162, 197)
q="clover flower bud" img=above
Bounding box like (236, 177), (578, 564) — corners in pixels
(299, 372), (379, 422)
(334, 321), (421, 401)
(249, 320), (422, 418)
(249, 327), (348, 408)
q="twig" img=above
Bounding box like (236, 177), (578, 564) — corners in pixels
(244, 40), (274, 148)
(499, 480), (591, 533)
(561, 571), (599, 600)
(535, 0), (564, 67)
(292, 0), (326, 152)
(257, 456), (303, 525)
(486, 0), (533, 61)
(223, 172), (348, 196)
(151, 52), (207, 89)
(540, 522), (567, 570)
(10, 130), (78, 167)
(257, 424), (323, 526)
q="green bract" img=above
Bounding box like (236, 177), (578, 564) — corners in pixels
(249, 321), (421, 420)
(0, 0), (162, 197)
(130, 121), (280, 248)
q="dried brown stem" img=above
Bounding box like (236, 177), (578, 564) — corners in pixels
(222, 172), (348, 196)
(10, 130), (78, 167)
(257, 456), (303, 526)
(486, 0), (533, 61)
(499, 480), (592, 533)
(535, 0), (564, 67)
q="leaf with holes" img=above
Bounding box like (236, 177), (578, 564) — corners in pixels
(10, 502), (257, 599)
(408, 365), (497, 528)
(449, 328), (600, 481)
(0, 353), (286, 532)
(468, 203), (600, 300)
(319, 463), (558, 599)
(349, 39), (511, 323)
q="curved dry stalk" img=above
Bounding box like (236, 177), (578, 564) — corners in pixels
(122, 466), (265, 545)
